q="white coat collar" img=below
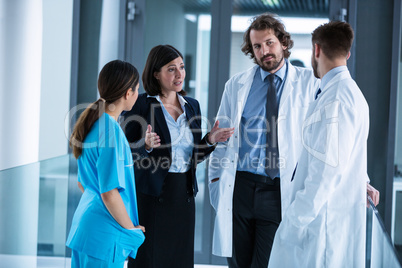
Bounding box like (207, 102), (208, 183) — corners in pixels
(316, 68), (351, 102)
(236, 63), (297, 115)
(321, 67), (351, 92)
(278, 62), (297, 110)
(238, 65), (259, 85)
(236, 65), (258, 117)
(320, 66), (347, 90)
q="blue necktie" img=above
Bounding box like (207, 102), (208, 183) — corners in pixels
(315, 88), (322, 100)
(266, 74), (279, 179)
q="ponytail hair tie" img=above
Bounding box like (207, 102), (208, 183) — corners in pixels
(99, 98), (106, 103)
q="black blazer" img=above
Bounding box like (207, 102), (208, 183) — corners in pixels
(122, 93), (215, 197)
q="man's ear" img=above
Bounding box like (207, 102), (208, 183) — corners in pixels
(346, 51), (351, 60)
(314, 43), (321, 58)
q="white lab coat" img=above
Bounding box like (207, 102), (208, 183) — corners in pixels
(208, 63), (319, 257)
(268, 69), (369, 268)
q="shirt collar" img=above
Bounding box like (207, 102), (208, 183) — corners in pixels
(177, 94), (188, 106)
(259, 59), (287, 82)
(320, 65), (348, 90)
(147, 93), (188, 108)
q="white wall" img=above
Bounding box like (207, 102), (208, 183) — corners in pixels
(98, 0), (120, 73)
(0, 0), (73, 259)
(39, 0), (73, 161)
(0, 0), (73, 168)
(0, 0), (42, 170)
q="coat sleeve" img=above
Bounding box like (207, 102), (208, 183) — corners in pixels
(208, 79), (233, 182)
(191, 99), (217, 163)
(195, 133), (217, 163)
(121, 97), (149, 161)
(285, 100), (362, 229)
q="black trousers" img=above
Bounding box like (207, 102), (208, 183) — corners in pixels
(227, 171), (281, 268)
(128, 172), (195, 268)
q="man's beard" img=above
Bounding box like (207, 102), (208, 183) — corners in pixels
(258, 54), (284, 73)
(312, 56), (319, 78)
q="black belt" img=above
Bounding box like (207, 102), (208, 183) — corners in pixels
(236, 171), (280, 186)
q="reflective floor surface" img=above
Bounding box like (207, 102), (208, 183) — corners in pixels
(0, 255), (228, 268)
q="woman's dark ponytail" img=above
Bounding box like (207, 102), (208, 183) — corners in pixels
(69, 99), (106, 158)
(69, 60), (139, 159)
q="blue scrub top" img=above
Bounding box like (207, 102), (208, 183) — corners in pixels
(66, 113), (144, 263)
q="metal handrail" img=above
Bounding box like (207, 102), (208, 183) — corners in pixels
(367, 195), (402, 267)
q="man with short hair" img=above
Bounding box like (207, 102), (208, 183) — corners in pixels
(268, 21), (369, 268)
(208, 13), (319, 268)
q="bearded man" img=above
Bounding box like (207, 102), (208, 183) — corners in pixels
(208, 13), (380, 268)
(208, 13), (318, 268)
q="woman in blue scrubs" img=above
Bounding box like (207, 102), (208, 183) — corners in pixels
(66, 60), (145, 267)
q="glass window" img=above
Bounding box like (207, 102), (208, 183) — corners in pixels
(392, 6), (402, 258)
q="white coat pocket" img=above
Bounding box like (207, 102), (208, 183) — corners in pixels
(209, 179), (220, 212)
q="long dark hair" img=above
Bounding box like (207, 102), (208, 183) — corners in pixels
(241, 13), (294, 62)
(142, 44), (186, 96)
(70, 60), (140, 158)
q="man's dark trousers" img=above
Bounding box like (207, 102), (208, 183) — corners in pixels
(227, 171), (281, 268)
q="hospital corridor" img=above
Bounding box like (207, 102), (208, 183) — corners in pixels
(1, 0), (402, 267)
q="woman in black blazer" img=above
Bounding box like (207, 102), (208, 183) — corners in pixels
(123, 45), (234, 268)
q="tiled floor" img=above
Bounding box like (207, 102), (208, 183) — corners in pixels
(0, 255), (228, 268)
(125, 263), (227, 268)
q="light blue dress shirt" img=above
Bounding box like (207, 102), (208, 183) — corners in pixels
(149, 94), (194, 173)
(237, 60), (288, 177)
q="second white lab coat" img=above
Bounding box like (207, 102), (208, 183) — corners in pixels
(268, 69), (369, 268)
(208, 63), (319, 257)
